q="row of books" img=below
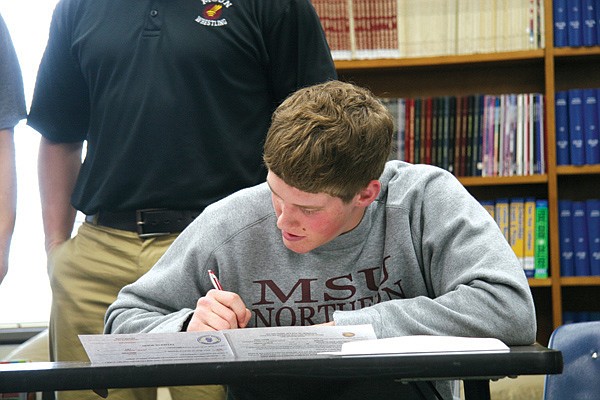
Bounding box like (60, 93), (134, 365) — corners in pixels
(555, 88), (600, 166)
(480, 198), (549, 279)
(553, 0), (600, 47)
(558, 199), (600, 277)
(381, 93), (546, 177)
(310, 0), (545, 60)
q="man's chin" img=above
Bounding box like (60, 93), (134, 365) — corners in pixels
(282, 237), (313, 254)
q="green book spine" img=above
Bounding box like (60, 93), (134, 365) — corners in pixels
(534, 199), (549, 279)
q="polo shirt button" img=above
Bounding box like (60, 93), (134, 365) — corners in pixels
(150, 10), (158, 17)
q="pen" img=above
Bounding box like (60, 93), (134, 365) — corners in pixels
(208, 269), (223, 290)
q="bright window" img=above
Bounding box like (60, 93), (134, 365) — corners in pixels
(0, 1), (60, 325)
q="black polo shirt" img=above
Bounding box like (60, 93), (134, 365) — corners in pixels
(28, 0), (337, 214)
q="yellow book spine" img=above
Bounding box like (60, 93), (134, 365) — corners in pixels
(523, 197), (536, 276)
(495, 198), (510, 243)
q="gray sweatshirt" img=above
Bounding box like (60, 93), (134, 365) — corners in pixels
(105, 161), (536, 398)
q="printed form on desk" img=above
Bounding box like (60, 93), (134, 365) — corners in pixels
(79, 324), (377, 365)
(321, 335), (510, 357)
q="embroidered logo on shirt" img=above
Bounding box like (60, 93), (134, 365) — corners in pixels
(195, 0), (232, 27)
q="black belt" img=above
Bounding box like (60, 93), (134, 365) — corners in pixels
(85, 209), (203, 238)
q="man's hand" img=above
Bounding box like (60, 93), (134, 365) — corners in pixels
(186, 289), (251, 331)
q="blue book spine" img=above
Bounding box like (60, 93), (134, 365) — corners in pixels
(598, 0), (600, 44)
(583, 88), (600, 164)
(555, 91), (570, 165)
(572, 201), (590, 276)
(567, 0), (583, 46)
(581, 0), (598, 46)
(568, 89), (585, 165)
(587, 199), (600, 275)
(559, 200), (575, 276)
(554, 0), (569, 47)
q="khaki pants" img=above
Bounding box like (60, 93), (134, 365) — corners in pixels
(48, 223), (225, 400)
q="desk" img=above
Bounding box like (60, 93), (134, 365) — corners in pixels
(0, 344), (562, 400)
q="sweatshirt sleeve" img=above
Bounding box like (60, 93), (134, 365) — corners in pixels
(104, 217), (214, 334)
(333, 166), (537, 346)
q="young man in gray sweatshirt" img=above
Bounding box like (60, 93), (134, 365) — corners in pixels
(106, 80), (537, 400)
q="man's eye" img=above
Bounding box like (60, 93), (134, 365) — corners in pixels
(302, 208), (317, 215)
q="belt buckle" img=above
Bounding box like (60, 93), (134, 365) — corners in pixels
(136, 208), (171, 238)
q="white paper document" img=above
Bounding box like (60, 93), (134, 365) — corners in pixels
(321, 335), (509, 357)
(79, 324), (377, 365)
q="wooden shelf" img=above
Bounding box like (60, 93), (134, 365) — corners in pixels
(556, 165), (600, 175)
(331, 0), (600, 344)
(528, 278), (552, 288)
(560, 277), (600, 286)
(459, 175), (548, 187)
(334, 50), (545, 71)
(553, 46), (600, 58)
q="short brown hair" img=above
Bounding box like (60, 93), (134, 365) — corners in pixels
(263, 80), (393, 202)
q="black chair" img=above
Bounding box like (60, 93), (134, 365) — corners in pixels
(543, 320), (600, 400)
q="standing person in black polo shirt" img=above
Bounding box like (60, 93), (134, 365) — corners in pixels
(27, 1), (336, 399)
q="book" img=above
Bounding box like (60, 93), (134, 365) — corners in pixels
(472, 94), (483, 176)
(552, 0), (569, 47)
(481, 95), (496, 176)
(567, 0), (583, 47)
(406, 97), (415, 163)
(440, 96), (451, 171)
(523, 197), (536, 276)
(494, 96), (503, 175)
(323, 335), (509, 357)
(572, 201), (590, 276)
(414, 97), (422, 164)
(465, 95), (474, 175)
(447, 96), (457, 173)
(504, 94), (518, 176)
(481, 200), (495, 219)
(495, 198), (510, 244)
(587, 199), (600, 275)
(534, 199), (548, 279)
(533, 93), (545, 174)
(526, 93), (535, 175)
(516, 94), (525, 175)
(558, 200), (575, 277)
(568, 89), (585, 165)
(598, 3), (600, 44)
(311, 0), (353, 60)
(424, 97), (433, 165)
(582, 88), (599, 164)
(431, 97), (440, 167)
(581, 0), (598, 46)
(510, 198), (525, 269)
(555, 91), (570, 165)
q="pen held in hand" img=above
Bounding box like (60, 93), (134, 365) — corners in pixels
(208, 269), (223, 290)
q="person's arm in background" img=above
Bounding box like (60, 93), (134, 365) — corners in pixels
(0, 13), (27, 284)
(0, 128), (16, 283)
(37, 137), (82, 254)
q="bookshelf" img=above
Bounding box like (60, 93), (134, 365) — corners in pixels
(330, 0), (600, 345)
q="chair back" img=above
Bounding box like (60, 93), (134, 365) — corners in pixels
(543, 320), (600, 400)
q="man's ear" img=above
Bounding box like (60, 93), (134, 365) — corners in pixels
(355, 180), (381, 207)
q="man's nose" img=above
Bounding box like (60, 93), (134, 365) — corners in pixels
(276, 205), (297, 230)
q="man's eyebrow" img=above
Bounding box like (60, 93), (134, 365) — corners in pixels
(266, 181), (323, 210)
(266, 181), (278, 196)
